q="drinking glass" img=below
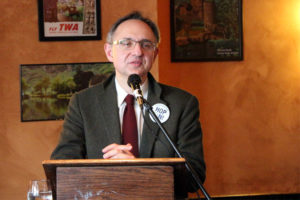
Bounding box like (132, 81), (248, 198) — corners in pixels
(27, 180), (52, 200)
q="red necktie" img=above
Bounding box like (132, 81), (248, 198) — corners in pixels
(122, 94), (139, 157)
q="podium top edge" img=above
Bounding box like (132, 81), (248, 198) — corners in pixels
(42, 158), (186, 167)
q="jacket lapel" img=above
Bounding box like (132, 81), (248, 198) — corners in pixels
(97, 75), (122, 144)
(139, 74), (167, 158)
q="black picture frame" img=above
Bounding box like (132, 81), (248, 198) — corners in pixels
(37, 0), (101, 41)
(170, 0), (243, 62)
(20, 62), (114, 122)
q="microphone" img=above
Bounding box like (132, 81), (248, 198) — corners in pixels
(127, 74), (144, 108)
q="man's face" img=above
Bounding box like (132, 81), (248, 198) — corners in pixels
(104, 19), (158, 83)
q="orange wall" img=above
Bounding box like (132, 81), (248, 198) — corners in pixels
(158, 0), (300, 197)
(0, 0), (300, 199)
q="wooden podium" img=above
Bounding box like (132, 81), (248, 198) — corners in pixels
(43, 158), (187, 200)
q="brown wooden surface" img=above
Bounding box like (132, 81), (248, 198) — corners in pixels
(57, 166), (174, 200)
(43, 158), (186, 199)
(43, 158), (185, 166)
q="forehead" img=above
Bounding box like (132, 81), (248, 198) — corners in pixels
(113, 19), (156, 42)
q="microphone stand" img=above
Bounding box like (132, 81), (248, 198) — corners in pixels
(142, 100), (212, 200)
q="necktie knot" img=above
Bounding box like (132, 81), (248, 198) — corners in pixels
(124, 94), (134, 105)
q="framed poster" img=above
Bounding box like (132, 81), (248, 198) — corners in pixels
(171, 0), (243, 61)
(20, 62), (114, 122)
(37, 0), (101, 41)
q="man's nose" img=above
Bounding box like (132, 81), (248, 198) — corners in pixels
(132, 42), (143, 56)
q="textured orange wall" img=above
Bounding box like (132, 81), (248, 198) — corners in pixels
(0, 1), (157, 199)
(158, 0), (300, 197)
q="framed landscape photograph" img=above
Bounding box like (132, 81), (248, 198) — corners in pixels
(170, 0), (243, 61)
(37, 0), (101, 41)
(20, 62), (114, 122)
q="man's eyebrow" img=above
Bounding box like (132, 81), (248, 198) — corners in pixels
(140, 39), (153, 42)
(119, 38), (154, 42)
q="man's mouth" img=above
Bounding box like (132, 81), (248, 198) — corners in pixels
(130, 60), (143, 66)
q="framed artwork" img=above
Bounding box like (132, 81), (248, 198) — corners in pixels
(37, 0), (101, 41)
(170, 0), (243, 61)
(20, 62), (114, 122)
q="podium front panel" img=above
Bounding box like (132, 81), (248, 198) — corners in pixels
(56, 166), (174, 200)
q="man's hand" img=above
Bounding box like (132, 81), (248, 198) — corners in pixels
(102, 143), (135, 159)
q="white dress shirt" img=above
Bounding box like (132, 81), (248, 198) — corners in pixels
(115, 78), (148, 147)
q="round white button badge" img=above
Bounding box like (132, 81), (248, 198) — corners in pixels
(150, 103), (170, 123)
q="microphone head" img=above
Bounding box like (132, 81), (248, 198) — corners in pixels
(127, 74), (141, 88)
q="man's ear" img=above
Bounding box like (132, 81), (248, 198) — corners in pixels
(104, 43), (114, 62)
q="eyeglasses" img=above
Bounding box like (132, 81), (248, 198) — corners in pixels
(112, 38), (157, 51)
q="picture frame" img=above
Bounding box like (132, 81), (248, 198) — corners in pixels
(20, 62), (114, 122)
(37, 0), (101, 41)
(170, 0), (243, 62)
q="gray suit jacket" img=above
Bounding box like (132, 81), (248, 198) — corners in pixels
(51, 73), (206, 192)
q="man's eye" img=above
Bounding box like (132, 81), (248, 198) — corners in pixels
(142, 42), (153, 49)
(120, 40), (133, 47)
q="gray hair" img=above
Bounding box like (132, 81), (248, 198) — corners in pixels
(106, 11), (160, 44)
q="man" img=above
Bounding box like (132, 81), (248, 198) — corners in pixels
(51, 11), (206, 194)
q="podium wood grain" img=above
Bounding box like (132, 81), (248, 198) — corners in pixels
(57, 166), (173, 199)
(43, 158), (186, 200)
